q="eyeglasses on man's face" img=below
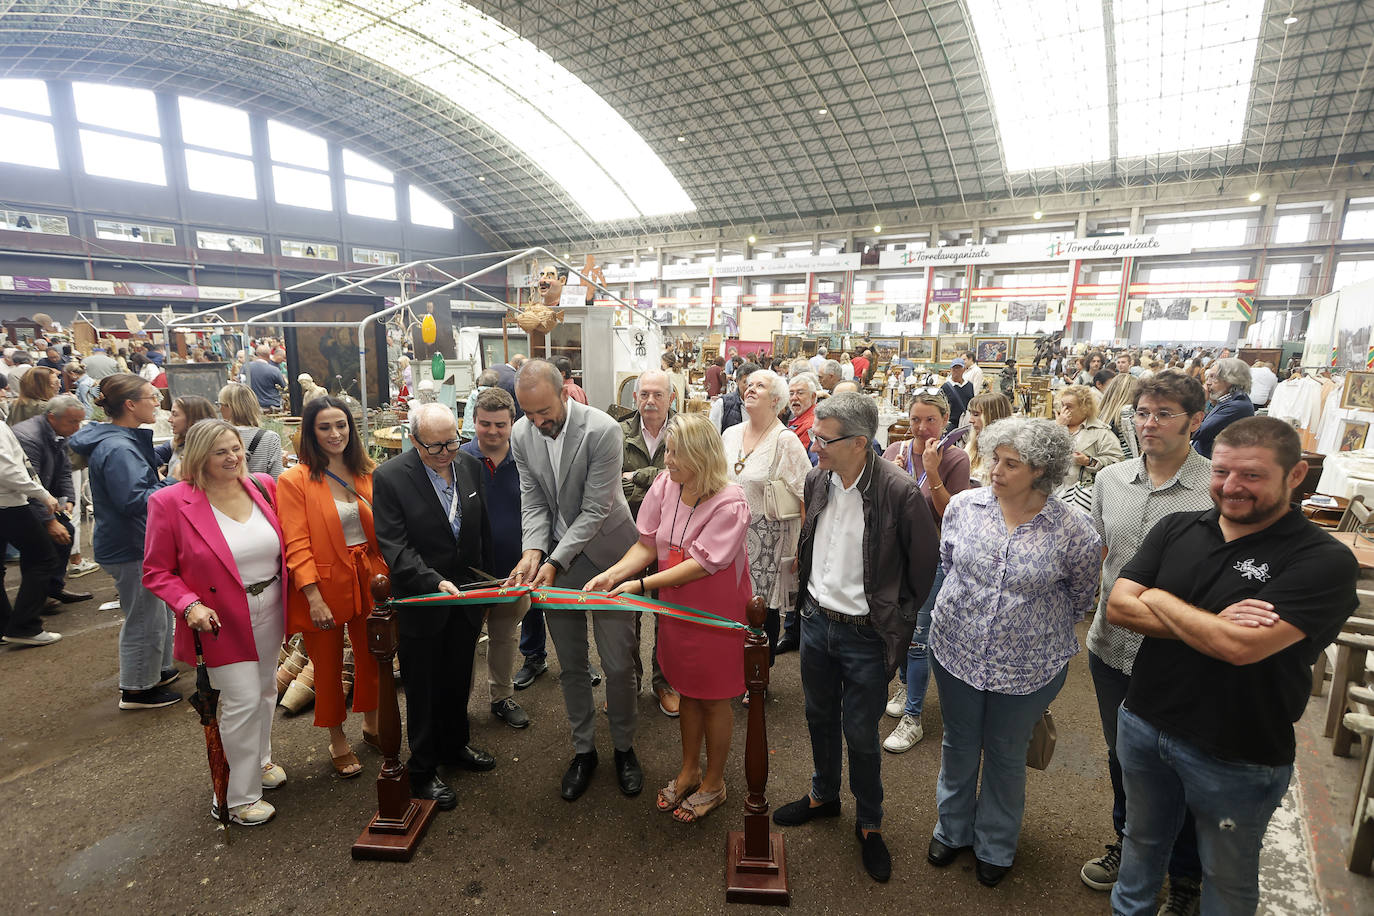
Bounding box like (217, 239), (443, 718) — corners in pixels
(415, 436), (461, 455)
(811, 432), (858, 450)
(1132, 409), (1186, 425)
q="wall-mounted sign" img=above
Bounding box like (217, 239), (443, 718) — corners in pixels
(662, 253), (861, 281)
(877, 234), (1191, 269)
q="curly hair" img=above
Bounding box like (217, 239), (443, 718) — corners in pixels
(977, 418), (1074, 495)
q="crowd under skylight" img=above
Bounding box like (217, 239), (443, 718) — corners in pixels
(969, 0), (1265, 171)
(198, 0), (696, 223)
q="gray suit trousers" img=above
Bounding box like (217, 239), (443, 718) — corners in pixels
(548, 553), (638, 754)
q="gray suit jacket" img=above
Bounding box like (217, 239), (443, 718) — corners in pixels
(511, 398), (638, 572)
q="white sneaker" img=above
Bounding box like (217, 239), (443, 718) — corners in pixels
(68, 560), (99, 578)
(883, 714), (924, 753)
(261, 763), (287, 789)
(6, 631), (62, 647)
(885, 683), (906, 718)
(211, 798), (276, 825)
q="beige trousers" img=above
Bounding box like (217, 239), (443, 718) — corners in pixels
(486, 597), (529, 703)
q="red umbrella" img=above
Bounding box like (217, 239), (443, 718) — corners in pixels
(188, 630), (231, 843)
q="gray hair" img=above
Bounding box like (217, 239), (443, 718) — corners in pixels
(635, 368), (671, 394)
(790, 372), (820, 395)
(788, 358), (811, 379)
(976, 418), (1073, 495)
(815, 391), (878, 441)
(255, 345), (270, 357)
(514, 358), (562, 393)
(45, 394), (84, 417)
(409, 402), (456, 439)
(1211, 357), (1252, 394)
(748, 369), (789, 410)
(477, 369), (499, 387)
(820, 359), (841, 379)
(817, 346), (828, 357)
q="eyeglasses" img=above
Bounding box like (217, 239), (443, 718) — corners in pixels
(811, 432), (858, 450)
(1133, 409), (1186, 424)
(135, 395), (162, 402)
(415, 436), (461, 454)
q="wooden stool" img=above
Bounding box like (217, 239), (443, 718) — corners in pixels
(1343, 710), (1374, 874)
(1326, 631), (1374, 756)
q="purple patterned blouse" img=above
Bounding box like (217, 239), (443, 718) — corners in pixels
(929, 486), (1102, 695)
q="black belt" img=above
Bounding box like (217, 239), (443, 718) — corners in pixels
(805, 593), (871, 627)
(245, 574), (278, 597)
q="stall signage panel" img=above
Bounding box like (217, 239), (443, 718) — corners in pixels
(1073, 300), (1119, 321)
(850, 301), (892, 323)
(662, 252), (861, 281)
(878, 234), (1190, 269)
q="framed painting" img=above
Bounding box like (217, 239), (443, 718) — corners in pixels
(281, 292), (390, 414)
(1338, 418), (1370, 452)
(938, 335), (971, 362)
(1341, 372), (1374, 411)
(904, 336), (937, 362)
(973, 336), (1011, 365)
(1013, 336), (1040, 363)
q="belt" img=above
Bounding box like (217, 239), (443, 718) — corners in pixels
(806, 594), (871, 627)
(245, 574), (278, 597)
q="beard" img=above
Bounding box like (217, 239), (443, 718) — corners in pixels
(1213, 487), (1288, 525)
(537, 414), (567, 439)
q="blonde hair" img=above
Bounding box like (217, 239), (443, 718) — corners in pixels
(665, 413), (730, 499)
(217, 382), (262, 426)
(1057, 384), (1099, 423)
(1098, 373), (1139, 428)
(966, 393), (1013, 471)
(179, 419), (246, 490)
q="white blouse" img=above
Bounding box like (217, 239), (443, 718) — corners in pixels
(335, 498), (367, 546)
(721, 422), (810, 517)
(212, 501), (280, 585)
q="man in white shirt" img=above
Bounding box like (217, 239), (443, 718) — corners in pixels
(961, 351), (985, 395)
(809, 346), (829, 374)
(1249, 360), (1278, 407)
(771, 393), (939, 883)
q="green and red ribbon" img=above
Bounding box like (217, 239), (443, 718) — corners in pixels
(389, 584), (761, 636)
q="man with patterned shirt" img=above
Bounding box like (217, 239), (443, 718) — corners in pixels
(1082, 371), (1211, 914)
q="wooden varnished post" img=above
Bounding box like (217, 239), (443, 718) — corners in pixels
(725, 596), (790, 904)
(352, 575), (437, 861)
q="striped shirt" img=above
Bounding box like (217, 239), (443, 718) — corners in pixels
(1086, 448), (1213, 674)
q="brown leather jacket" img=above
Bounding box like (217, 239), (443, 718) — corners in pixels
(794, 450), (940, 676)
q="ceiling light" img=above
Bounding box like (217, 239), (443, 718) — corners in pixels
(1248, 191), (1262, 201)
(1033, 210), (1043, 220)
(646, 245), (654, 252)
(817, 108), (828, 115)
(677, 135), (686, 142)
(477, 175), (486, 181)
(1283, 16), (1298, 25)
(747, 235), (757, 244)
(872, 224), (882, 233)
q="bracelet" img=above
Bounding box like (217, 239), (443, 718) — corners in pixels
(182, 600), (203, 619)
(640, 577), (649, 594)
(930, 481), (945, 491)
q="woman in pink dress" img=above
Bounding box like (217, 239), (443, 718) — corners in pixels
(587, 413), (751, 824)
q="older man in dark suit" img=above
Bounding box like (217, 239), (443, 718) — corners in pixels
(372, 402), (496, 811)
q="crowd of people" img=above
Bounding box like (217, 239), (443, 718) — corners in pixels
(0, 330), (1361, 913)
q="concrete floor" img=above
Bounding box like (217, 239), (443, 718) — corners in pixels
(2, 566), (1372, 915)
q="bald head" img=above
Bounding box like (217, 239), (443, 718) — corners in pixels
(255, 345), (271, 358)
(515, 358), (562, 395)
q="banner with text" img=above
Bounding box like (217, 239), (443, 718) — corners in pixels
(877, 234), (1190, 270)
(662, 252), (861, 281)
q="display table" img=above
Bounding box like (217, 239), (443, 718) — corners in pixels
(1328, 530), (1374, 570)
(1316, 451), (1374, 501)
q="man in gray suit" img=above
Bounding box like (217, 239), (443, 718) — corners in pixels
(508, 359), (643, 801)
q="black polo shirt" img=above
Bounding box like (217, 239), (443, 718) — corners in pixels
(1119, 507), (1357, 765)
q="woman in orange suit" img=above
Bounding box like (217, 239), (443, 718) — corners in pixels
(277, 396), (386, 778)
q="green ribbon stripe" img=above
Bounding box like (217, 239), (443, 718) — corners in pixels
(389, 585), (762, 636)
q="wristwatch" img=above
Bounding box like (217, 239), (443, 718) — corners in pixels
(545, 556), (565, 574)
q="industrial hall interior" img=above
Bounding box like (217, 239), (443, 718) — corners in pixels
(6, 0), (1374, 914)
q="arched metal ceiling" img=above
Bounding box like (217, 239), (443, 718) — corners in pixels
(1, 0), (1372, 249)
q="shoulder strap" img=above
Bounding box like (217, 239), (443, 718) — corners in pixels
(248, 427), (265, 453)
(246, 473), (271, 504)
(324, 468), (372, 508)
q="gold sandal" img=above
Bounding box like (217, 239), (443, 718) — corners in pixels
(656, 778), (700, 812)
(672, 786), (727, 823)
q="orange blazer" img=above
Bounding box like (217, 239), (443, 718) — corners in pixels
(277, 463), (388, 634)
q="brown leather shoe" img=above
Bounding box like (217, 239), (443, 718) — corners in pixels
(655, 686), (681, 717)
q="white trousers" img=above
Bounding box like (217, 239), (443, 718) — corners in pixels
(207, 589), (284, 808)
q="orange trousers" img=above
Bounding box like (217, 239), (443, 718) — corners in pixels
(301, 613), (378, 728)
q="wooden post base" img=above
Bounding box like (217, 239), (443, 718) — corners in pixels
(351, 798), (437, 862)
(725, 828), (790, 905)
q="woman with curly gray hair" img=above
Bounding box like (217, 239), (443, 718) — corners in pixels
(925, 417), (1102, 887)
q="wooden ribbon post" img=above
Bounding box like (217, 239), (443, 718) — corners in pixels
(725, 596), (790, 904)
(352, 574), (437, 861)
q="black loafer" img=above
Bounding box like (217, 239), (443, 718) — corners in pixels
(614, 748), (643, 796)
(513, 658), (548, 690)
(975, 858), (1012, 887)
(856, 823), (892, 882)
(561, 751), (598, 801)
(451, 744), (496, 772)
(928, 836), (969, 867)
(56, 589), (93, 603)
(774, 636), (800, 654)
(772, 795), (841, 826)
(411, 774), (457, 811)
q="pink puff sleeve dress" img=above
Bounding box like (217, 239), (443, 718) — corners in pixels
(636, 471), (753, 699)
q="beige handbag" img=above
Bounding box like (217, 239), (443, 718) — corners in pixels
(1026, 709), (1057, 770)
(762, 433), (802, 522)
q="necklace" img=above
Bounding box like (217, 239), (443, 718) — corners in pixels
(735, 421), (775, 475)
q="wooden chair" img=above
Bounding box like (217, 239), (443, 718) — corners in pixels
(1313, 610), (1374, 696)
(1324, 624), (1374, 756)
(1343, 704), (1374, 874)
(887, 420), (912, 446)
(1336, 495), (1371, 532)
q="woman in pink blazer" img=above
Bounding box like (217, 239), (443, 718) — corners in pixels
(144, 419), (289, 827)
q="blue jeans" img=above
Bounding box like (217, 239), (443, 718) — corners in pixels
(799, 599), (889, 831)
(519, 606), (546, 662)
(931, 655), (1068, 868)
(106, 560), (174, 691)
(1088, 652), (1200, 880)
(1112, 706), (1291, 915)
(897, 563), (944, 717)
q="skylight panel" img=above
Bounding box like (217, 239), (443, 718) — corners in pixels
(0, 113), (59, 169)
(268, 119), (329, 170)
(343, 149), (392, 183)
(196, 0), (694, 221)
(185, 149), (257, 199)
(0, 79), (51, 116)
(78, 130), (167, 185)
(179, 97), (253, 155)
(272, 164), (332, 210)
(967, 0), (1111, 170)
(72, 82), (160, 137)
(345, 178), (397, 220)
(1113, 0), (1265, 157)
(409, 185), (454, 229)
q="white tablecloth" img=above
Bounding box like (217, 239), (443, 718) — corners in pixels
(1316, 450), (1374, 501)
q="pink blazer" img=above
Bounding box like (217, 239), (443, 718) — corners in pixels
(143, 474), (288, 668)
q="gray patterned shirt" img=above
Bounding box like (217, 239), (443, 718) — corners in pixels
(1087, 448), (1213, 674)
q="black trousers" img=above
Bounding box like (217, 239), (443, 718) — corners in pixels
(0, 506), (62, 639)
(397, 608), (482, 780)
(46, 515), (73, 596)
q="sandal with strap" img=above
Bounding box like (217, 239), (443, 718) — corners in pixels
(672, 786), (727, 824)
(331, 748), (363, 778)
(656, 777), (701, 812)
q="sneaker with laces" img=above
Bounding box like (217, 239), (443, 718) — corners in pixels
(211, 798), (276, 826)
(68, 560), (100, 578)
(6, 631), (62, 647)
(118, 686), (181, 710)
(1080, 842), (1122, 890)
(1157, 876), (1200, 916)
(883, 714), (924, 753)
(885, 683), (906, 718)
(261, 763), (287, 790)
